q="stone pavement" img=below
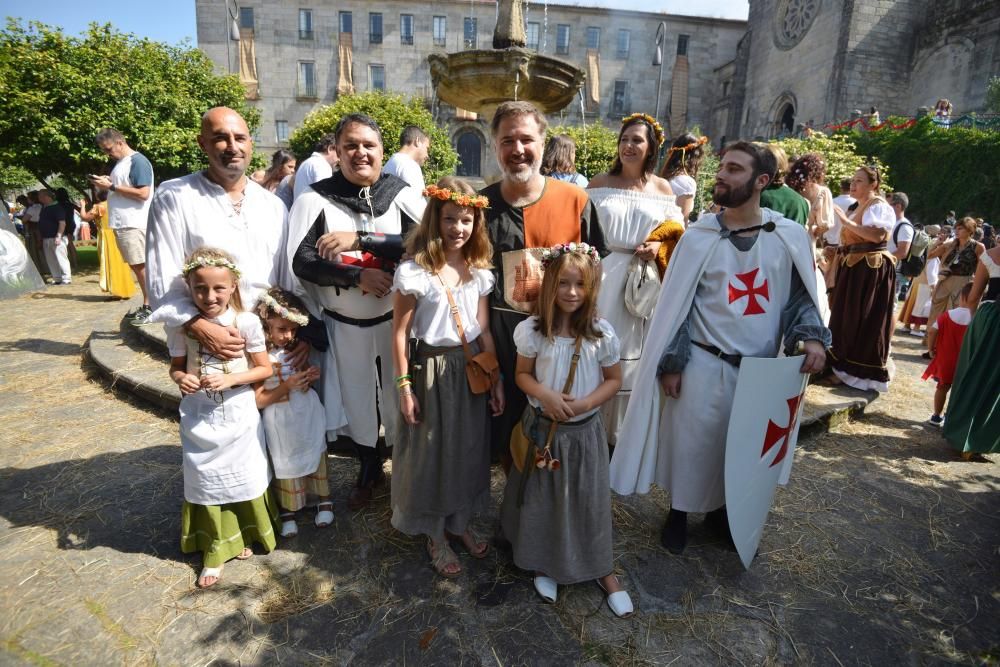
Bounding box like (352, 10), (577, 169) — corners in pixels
(1, 270), (997, 665)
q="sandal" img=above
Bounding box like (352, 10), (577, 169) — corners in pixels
(197, 565), (223, 588)
(533, 575), (558, 604)
(235, 547), (253, 560)
(315, 502), (334, 528)
(427, 538), (462, 578)
(448, 528), (491, 559)
(279, 512), (298, 538)
(597, 577), (634, 619)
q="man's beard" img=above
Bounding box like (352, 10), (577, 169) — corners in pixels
(499, 156), (541, 184)
(713, 177), (755, 208)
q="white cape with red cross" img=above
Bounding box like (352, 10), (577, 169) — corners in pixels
(724, 355), (809, 569)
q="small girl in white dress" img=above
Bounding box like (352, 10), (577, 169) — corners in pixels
(167, 247), (275, 589)
(253, 287), (332, 538)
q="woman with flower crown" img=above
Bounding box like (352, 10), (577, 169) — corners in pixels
(587, 113), (684, 447)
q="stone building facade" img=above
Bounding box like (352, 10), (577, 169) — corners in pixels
(195, 0), (745, 179)
(727, 0), (1000, 139)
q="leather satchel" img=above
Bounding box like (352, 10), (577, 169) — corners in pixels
(438, 274), (499, 395)
(510, 337), (583, 473)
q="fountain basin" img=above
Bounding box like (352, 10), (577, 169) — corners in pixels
(428, 47), (585, 116)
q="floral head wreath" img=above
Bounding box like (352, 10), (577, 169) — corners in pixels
(666, 135), (710, 158)
(423, 185), (489, 209)
(541, 242), (601, 269)
(182, 256), (241, 278)
(621, 113), (664, 146)
(258, 292), (309, 327)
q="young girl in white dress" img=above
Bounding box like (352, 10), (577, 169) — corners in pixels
(500, 244), (634, 618)
(253, 287), (332, 539)
(391, 177), (505, 578)
(167, 247), (275, 589)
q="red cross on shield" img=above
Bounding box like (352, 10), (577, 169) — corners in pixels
(761, 393), (805, 468)
(728, 268), (770, 315)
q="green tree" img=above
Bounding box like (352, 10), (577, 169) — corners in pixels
(772, 131), (891, 194)
(0, 164), (37, 201)
(0, 20), (258, 194)
(289, 92), (457, 184)
(547, 124), (618, 179)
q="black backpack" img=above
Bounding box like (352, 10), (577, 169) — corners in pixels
(894, 221), (929, 277)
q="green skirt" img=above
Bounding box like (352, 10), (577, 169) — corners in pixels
(943, 302), (1000, 453)
(180, 490), (279, 566)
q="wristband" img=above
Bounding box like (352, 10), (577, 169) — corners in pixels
(110, 183), (116, 192)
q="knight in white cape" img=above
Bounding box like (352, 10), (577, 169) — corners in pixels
(608, 141), (831, 554)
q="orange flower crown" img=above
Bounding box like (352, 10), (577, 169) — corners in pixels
(667, 135), (709, 157)
(423, 185), (489, 209)
(621, 113), (664, 146)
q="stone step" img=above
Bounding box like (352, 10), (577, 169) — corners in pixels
(91, 302), (878, 436)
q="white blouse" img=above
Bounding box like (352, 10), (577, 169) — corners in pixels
(668, 174), (697, 198)
(514, 316), (621, 421)
(860, 201), (896, 232)
(393, 260), (494, 346)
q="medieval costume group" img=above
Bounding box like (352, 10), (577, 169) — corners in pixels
(142, 105), (998, 612)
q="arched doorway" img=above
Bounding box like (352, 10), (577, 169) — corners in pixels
(456, 131), (482, 177)
(778, 103), (795, 135)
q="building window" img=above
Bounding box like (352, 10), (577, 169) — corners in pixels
(299, 9), (313, 40)
(586, 27), (600, 50)
(238, 7), (254, 30)
(677, 34), (689, 56)
(433, 16), (446, 47)
(463, 17), (477, 50)
(400, 14), (414, 45)
(339, 11), (352, 34)
(369, 13), (383, 44)
(275, 120), (289, 144)
(722, 80), (731, 97)
(298, 61), (316, 98)
(616, 29), (630, 59)
(612, 80), (628, 114)
(369, 64), (386, 91)
(556, 24), (570, 55)
(526, 22), (540, 50)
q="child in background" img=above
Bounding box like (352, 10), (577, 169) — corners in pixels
(500, 244), (633, 618)
(167, 247), (275, 588)
(390, 177), (504, 578)
(923, 282), (974, 426)
(254, 287), (332, 538)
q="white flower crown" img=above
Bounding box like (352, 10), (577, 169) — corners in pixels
(258, 292), (309, 327)
(182, 256), (242, 278)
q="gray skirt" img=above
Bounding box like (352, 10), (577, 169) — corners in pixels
(390, 341), (491, 538)
(500, 408), (614, 584)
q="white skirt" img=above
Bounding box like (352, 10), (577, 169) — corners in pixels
(263, 388), (327, 479)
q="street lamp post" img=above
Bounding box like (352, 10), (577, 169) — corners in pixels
(653, 22), (666, 124)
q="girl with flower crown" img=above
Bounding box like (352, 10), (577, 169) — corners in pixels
(587, 113), (684, 448)
(253, 287), (332, 539)
(500, 244), (634, 618)
(167, 246), (276, 588)
(390, 176), (504, 578)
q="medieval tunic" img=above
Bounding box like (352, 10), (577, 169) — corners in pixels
(288, 172), (426, 448)
(609, 210), (830, 510)
(389, 261), (494, 538)
(588, 188), (683, 445)
(480, 177), (608, 458)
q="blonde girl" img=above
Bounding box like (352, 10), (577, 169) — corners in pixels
(253, 287), (332, 539)
(390, 176), (504, 578)
(168, 247), (275, 588)
(500, 245), (634, 618)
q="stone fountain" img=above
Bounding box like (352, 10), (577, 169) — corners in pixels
(427, 0), (586, 116)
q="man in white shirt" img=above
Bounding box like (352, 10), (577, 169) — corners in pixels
(147, 107), (308, 369)
(292, 134), (339, 201)
(888, 191), (914, 301)
(90, 128), (155, 324)
(382, 126), (430, 190)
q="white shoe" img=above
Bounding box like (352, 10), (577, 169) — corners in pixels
(314, 502), (334, 528)
(598, 578), (635, 618)
(279, 515), (298, 538)
(533, 575), (558, 603)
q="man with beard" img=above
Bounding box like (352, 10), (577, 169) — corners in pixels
(287, 113), (426, 510)
(478, 101), (607, 470)
(609, 141), (830, 554)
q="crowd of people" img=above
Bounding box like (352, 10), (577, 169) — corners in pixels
(7, 100), (996, 608)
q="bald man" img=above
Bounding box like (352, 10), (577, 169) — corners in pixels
(146, 107), (307, 367)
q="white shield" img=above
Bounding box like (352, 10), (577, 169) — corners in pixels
(724, 356), (809, 569)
